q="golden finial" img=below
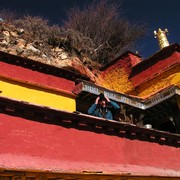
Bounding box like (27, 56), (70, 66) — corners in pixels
(154, 28), (169, 49)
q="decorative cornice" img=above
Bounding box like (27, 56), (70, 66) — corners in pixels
(73, 80), (179, 109)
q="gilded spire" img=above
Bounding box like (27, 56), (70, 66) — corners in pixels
(154, 28), (170, 49)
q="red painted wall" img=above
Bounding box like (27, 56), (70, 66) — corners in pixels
(0, 113), (179, 176)
(0, 61), (75, 94)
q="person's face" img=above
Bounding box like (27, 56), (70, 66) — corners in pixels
(99, 100), (106, 107)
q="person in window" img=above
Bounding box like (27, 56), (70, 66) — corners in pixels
(88, 93), (120, 120)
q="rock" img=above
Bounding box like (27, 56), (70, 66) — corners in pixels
(17, 28), (24, 35)
(16, 47), (24, 54)
(17, 39), (27, 48)
(3, 31), (10, 37)
(42, 54), (47, 58)
(10, 31), (18, 38)
(0, 39), (9, 46)
(26, 44), (40, 53)
(53, 47), (63, 52)
(59, 52), (68, 60)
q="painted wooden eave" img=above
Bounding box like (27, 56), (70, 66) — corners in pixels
(73, 80), (180, 109)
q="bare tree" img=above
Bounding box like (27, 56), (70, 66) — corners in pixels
(0, 10), (90, 59)
(0, 9), (19, 23)
(64, 0), (147, 64)
(14, 15), (52, 42)
(0, 3), (147, 67)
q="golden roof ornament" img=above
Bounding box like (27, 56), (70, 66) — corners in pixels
(154, 28), (170, 49)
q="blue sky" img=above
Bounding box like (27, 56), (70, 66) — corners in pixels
(0, 0), (180, 59)
(122, 0), (180, 59)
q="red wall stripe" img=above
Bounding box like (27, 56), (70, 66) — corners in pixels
(0, 61), (75, 94)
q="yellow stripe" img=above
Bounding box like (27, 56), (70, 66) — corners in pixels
(0, 77), (76, 112)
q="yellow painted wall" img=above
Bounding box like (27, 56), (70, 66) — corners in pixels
(0, 77), (76, 112)
(101, 67), (134, 94)
(137, 65), (180, 97)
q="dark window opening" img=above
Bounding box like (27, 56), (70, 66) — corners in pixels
(158, 120), (176, 133)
